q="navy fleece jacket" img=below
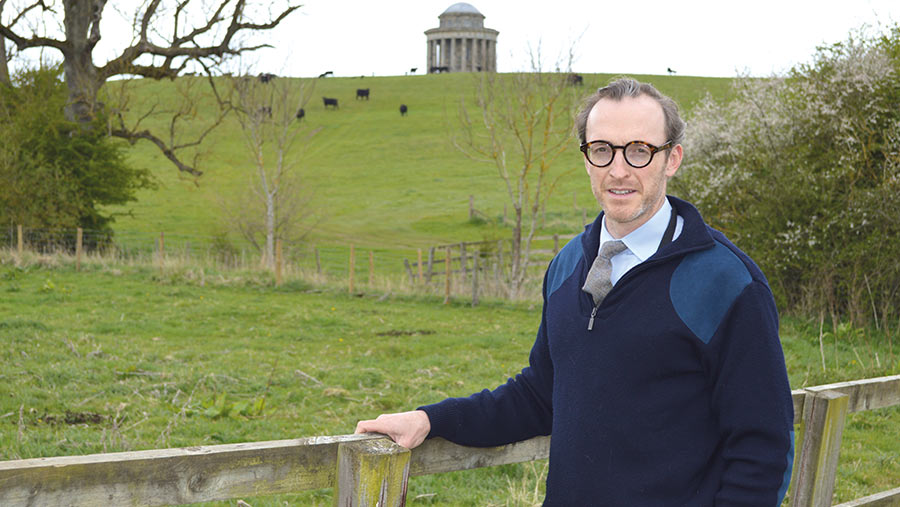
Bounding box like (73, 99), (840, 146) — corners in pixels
(420, 196), (794, 506)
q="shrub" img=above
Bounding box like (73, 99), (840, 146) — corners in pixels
(673, 25), (900, 324)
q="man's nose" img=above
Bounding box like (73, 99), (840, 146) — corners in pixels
(607, 150), (631, 178)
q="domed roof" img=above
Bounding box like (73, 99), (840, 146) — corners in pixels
(441, 3), (483, 16)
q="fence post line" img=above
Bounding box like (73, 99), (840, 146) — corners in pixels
(275, 239), (283, 286)
(444, 246), (451, 304)
(469, 194), (474, 220)
(17, 225), (23, 257)
(790, 389), (850, 507)
(403, 259), (415, 284)
(335, 438), (410, 507)
(349, 245), (356, 294)
(368, 250), (374, 286)
(76, 228), (83, 271)
(553, 234), (559, 255)
(417, 249), (424, 284)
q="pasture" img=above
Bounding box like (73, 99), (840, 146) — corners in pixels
(1, 253), (899, 504)
(101, 72), (734, 254)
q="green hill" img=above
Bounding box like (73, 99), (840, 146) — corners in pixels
(104, 72), (734, 257)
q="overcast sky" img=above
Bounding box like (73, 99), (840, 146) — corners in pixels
(239, 0), (900, 78)
(7, 0), (900, 78)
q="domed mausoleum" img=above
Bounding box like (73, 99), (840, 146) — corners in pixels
(424, 3), (498, 73)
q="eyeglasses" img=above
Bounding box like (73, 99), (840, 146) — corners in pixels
(580, 140), (673, 169)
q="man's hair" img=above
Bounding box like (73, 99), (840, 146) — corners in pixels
(575, 77), (686, 146)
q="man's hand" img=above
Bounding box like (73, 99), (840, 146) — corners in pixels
(355, 410), (431, 449)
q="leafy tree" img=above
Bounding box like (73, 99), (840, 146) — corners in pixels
(0, 65), (153, 234)
(673, 25), (900, 324)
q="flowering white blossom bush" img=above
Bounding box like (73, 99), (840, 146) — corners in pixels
(673, 25), (900, 322)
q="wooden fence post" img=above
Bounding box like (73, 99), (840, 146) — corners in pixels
(472, 252), (480, 307)
(336, 438), (410, 507)
(444, 246), (451, 304)
(315, 246), (322, 275)
(553, 234), (559, 255)
(790, 389), (849, 507)
(17, 225), (23, 257)
(459, 242), (467, 283)
(275, 239), (283, 286)
(425, 247), (435, 283)
(368, 251), (374, 286)
(403, 259), (415, 284)
(469, 194), (474, 220)
(417, 249), (423, 284)
(349, 245), (356, 294)
(158, 232), (165, 269)
(76, 228), (83, 271)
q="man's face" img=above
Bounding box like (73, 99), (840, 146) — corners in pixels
(583, 95), (683, 238)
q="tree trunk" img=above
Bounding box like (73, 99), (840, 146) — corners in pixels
(0, 34), (9, 85)
(265, 191), (276, 269)
(62, 0), (102, 124)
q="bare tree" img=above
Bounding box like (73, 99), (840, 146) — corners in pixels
(225, 73), (318, 269)
(454, 52), (581, 298)
(0, 0), (300, 176)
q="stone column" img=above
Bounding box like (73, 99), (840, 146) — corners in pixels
(467, 38), (473, 71)
(427, 40), (433, 72)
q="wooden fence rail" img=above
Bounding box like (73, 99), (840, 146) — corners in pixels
(1, 375), (898, 506)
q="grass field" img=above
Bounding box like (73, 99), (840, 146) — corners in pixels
(101, 72), (735, 254)
(1, 252), (898, 505)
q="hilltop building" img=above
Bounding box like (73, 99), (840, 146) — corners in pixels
(425, 3), (498, 73)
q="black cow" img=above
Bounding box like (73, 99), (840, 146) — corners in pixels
(410, 67), (417, 74)
(258, 72), (276, 83)
(667, 67), (677, 75)
(356, 88), (370, 100)
(318, 70), (334, 78)
(296, 108), (305, 121)
(399, 104), (408, 116)
(567, 73), (584, 85)
(323, 97), (339, 109)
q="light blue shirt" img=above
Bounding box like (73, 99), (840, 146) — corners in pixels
(599, 198), (684, 286)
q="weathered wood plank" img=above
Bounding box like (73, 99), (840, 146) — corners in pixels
(791, 390), (850, 507)
(409, 436), (550, 476)
(792, 389), (806, 424)
(804, 375), (900, 413)
(833, 486), (900, 506)
(0, 434), (381, 507)
(336, 438), (409, 507)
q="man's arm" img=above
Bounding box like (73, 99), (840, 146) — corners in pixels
(712, 281), (794, 506)
(355, 410), (431, 449)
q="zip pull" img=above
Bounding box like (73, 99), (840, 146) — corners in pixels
(588, 304), (599, 331)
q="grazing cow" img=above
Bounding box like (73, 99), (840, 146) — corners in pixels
(356, 88), (370, 100)
(318, 70), (334, 78)
(567, 73), (584, 85)
(667, 67), (677, 75)
(323, 97), (339, 109)
(258, 72), (276, 83)
(399, 104), (408, 116)
(410, 67), (417, 74)
(296, 108), (305, 121)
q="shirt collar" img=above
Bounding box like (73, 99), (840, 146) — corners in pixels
(600, 198), (673, 262)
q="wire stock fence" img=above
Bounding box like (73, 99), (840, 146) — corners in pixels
(2, 226), (576, 302)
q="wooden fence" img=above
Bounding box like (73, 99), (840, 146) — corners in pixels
(1, 375), (898, 506)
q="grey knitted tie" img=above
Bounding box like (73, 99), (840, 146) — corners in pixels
(582, 240), (628, 305)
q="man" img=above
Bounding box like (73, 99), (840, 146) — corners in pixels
(356, 78), (794, 505)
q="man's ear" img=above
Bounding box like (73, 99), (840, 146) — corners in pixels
(665, 144), (683, 178)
